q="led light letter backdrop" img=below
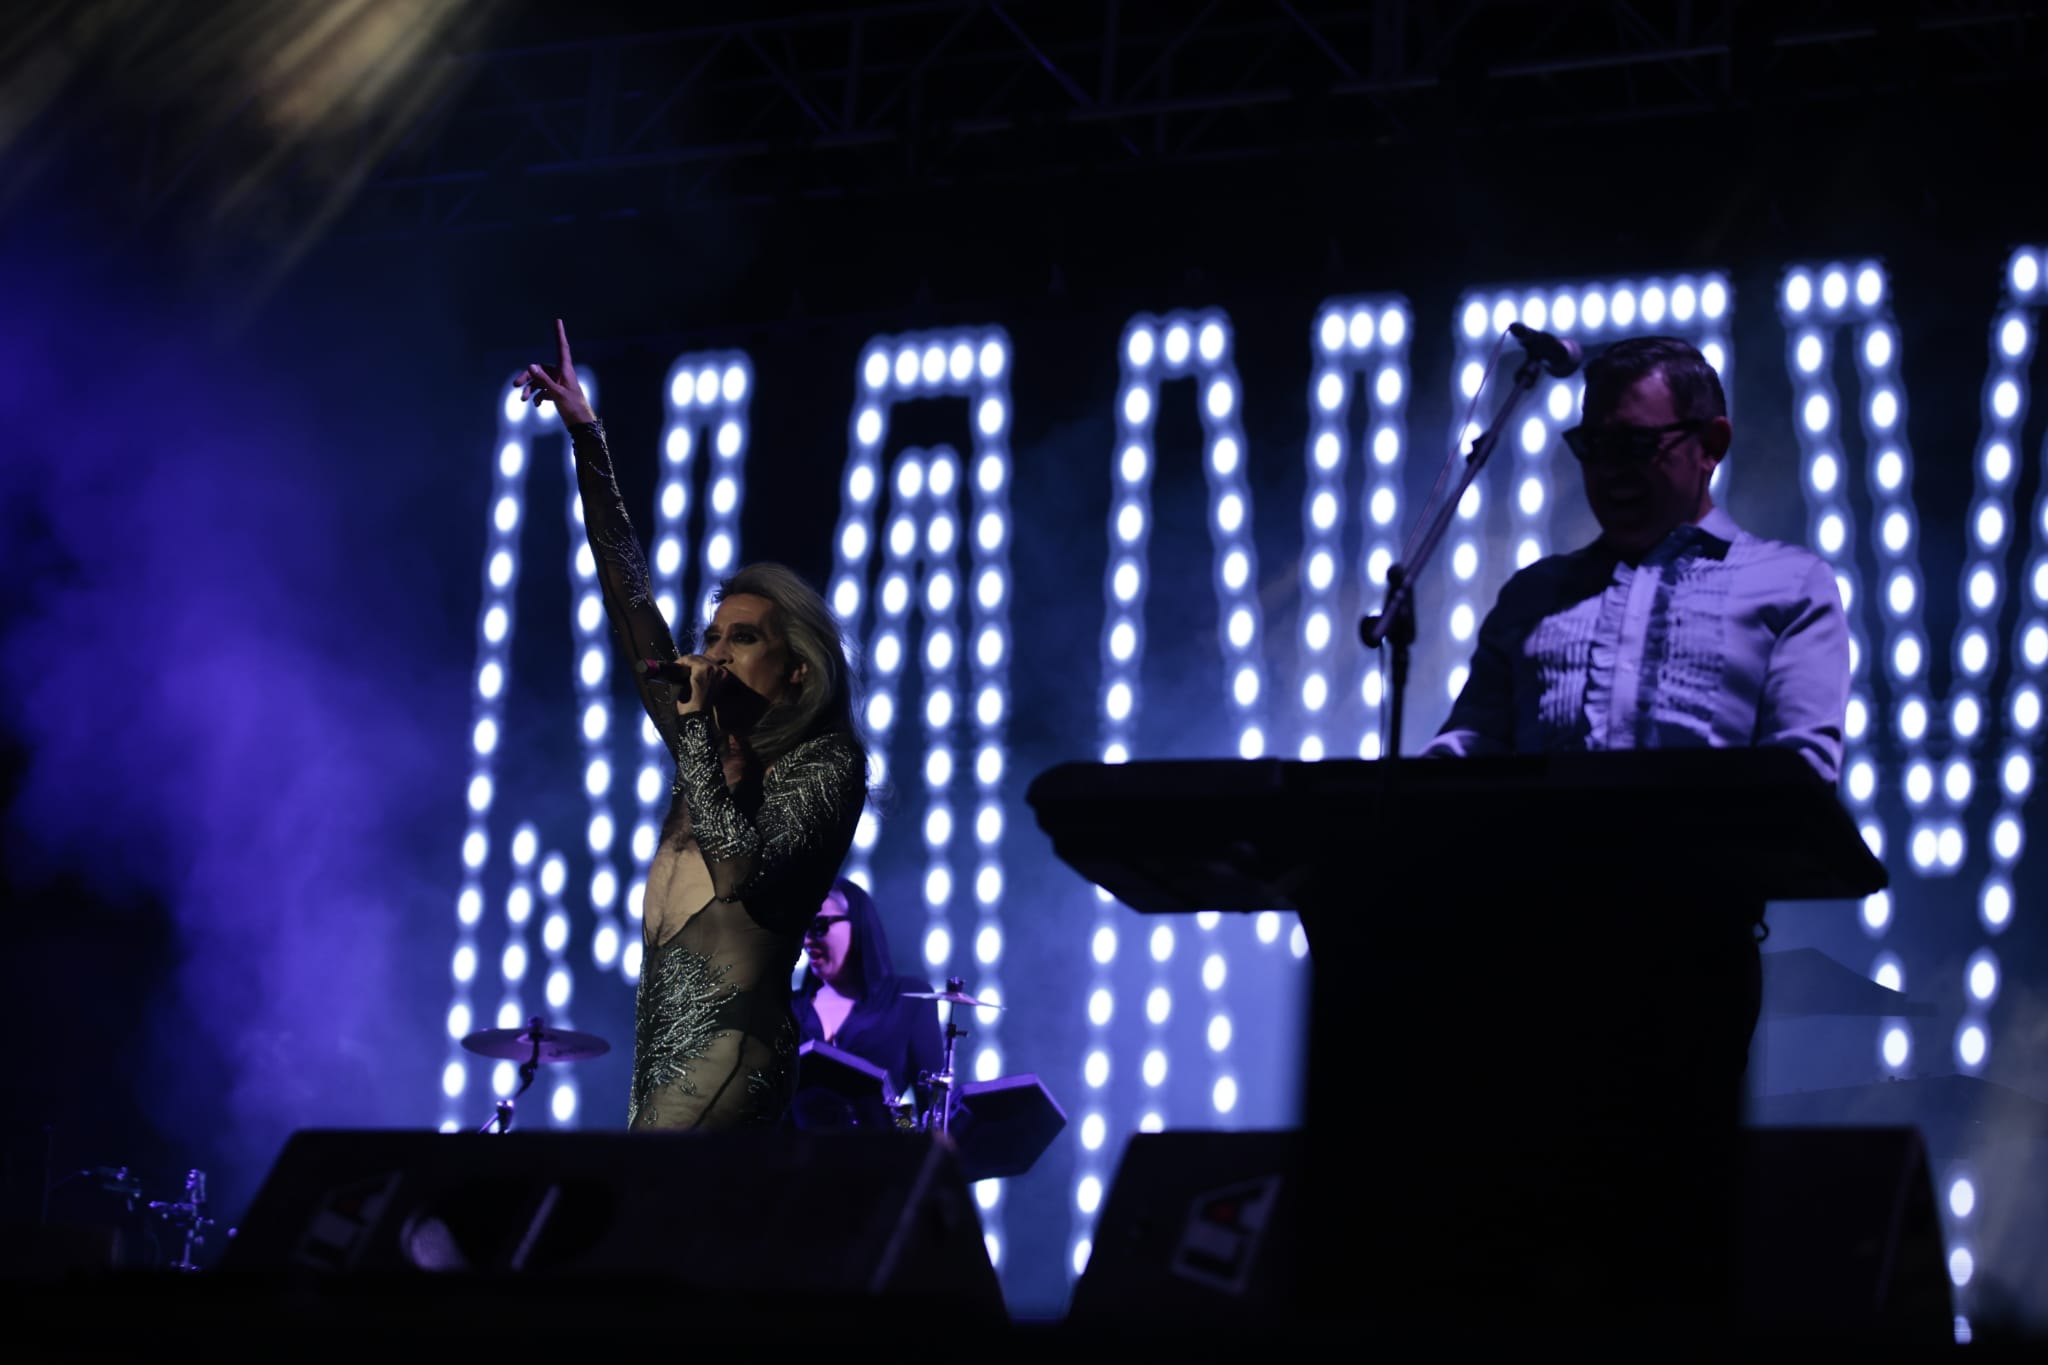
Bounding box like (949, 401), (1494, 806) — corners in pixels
(440, 250), (2044, 1316)
(827, 328), (1015, 1272)
(1780, 249), (2046, 1309)
(1441, 273), (1732, 709)
(444, 373), (605, 1133)
(1296, 296), (1415, 762)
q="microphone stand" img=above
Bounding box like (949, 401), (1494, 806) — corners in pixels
(1362, 348), (1550, 756)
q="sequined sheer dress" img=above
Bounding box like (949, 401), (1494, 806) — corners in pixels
(567, 420), (866, 1131)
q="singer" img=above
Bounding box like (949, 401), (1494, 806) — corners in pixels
(519, 321), (869, 1131)
(1422, 335), (1850, 1070)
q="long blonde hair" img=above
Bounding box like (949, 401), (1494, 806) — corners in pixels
(710, 562), (863, 768)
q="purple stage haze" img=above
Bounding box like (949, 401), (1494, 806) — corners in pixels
(0, 235), (466, 1204)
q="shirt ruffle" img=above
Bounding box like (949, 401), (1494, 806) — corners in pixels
(1580, 561), (1635, 750)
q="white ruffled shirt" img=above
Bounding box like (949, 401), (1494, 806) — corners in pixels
(1423, 507), (1850, 783)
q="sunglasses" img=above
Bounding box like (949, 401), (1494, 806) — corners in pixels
(1562, 419), (1711, 467)
(803, 914), (850, 941)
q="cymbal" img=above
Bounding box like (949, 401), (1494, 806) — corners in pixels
(903, 989), (1004, 1010)
(461, 1024), (611, 1063)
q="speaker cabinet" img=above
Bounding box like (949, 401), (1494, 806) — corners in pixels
(219, 1129), (1001, 1317)
(1068, 1130), (1299, 1324)
(1073, 1126), (1951, 1341)
(1739, 1126), (1953, 1341)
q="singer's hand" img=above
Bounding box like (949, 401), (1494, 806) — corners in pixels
(671, 655), (728, 717)
(520, 319), (597, 426)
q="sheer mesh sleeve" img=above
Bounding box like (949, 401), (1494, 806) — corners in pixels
(670, 715), (867, 921)
(567, 420), (687, 748)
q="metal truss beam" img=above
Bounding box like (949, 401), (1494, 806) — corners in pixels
(69, 0), (2048, 250)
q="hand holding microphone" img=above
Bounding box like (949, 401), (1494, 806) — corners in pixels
(638, 656), (726, 713)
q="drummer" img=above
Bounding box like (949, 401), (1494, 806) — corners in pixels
(794, 879), (943, 1120)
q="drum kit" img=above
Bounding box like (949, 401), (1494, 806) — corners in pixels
(452, 977), (1005, 1139)
(44, 1164), (218, 1272)
(50, 986), (1046, 1271)
(901, 976), (1003, 1138)
(458, 1014), (611, 1133)
(796, 977), (1066, 1181)
(451, 981), (1063, 1182)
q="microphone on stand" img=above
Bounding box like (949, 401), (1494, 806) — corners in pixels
(1508, 321), (1584, 377)
(635, 659), (694, 699)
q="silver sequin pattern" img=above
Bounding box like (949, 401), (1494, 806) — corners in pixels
(669, 715), (868, 929)
(628, 940), (797, 1129)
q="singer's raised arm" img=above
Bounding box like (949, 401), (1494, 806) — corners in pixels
(516, 321), (688, 750)
(566, 419), (691, 749)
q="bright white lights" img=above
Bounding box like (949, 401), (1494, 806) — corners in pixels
(1968, 951), (2000, 1002)
(1146, 987), (1171, 1024)
(1982, 880), (2012, 929)
(1202, 952), (1227, 991)
(1087, 988), (1113, 1026)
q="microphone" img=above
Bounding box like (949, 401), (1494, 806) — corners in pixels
(635, 659), (693, 698)
(1508, 322), (1584, 377)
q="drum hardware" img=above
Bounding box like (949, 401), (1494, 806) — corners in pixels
(459, 1017), (611, 1134)
(59, 1165), (143, 1205)
(902, 986), (1007, 1009)
(904, 977), (1002, 1138)
(145, 1169), (215, 1272)
(50, 1165), (223, 1270)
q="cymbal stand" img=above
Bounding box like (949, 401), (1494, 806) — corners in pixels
(146, 1169), (215, 1272)
(473, 1015), (545, 1134)
(918, 977), (971, 1138)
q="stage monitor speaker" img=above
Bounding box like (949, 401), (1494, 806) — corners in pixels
(1739, 1126), (1953, 1342)
(1072, 1127), (1951, 1342)
(1068, 1130), (1300, 1326)
(219, 1129), (1001, 1318)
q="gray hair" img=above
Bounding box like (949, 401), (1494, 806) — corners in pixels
(709, 562), (864, 769)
